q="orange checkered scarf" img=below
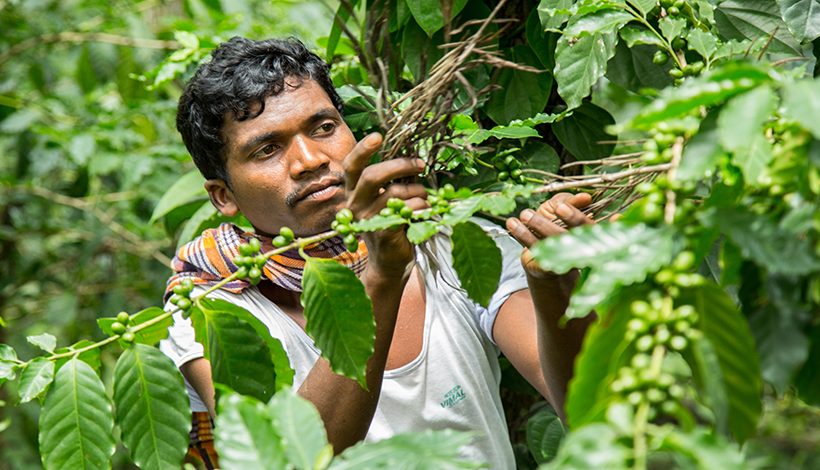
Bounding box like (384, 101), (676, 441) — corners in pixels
(165, 223), (367, 300)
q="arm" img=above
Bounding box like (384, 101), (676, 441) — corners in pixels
(298, 133), (426, 452)
(180, 358), (217, 418)
(495, 193), (597, 418)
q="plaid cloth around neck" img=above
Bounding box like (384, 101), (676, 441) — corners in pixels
(165, 223), (367, 301)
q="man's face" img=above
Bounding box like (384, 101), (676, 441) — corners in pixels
(207, 79), (356, 237)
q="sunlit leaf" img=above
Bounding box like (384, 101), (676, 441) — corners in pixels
(330, 429), (479, 469)
(18, 358), (54, 403)
(215, 391), (287, 469)
(451, 221), (502, 308)
(268, 390), (330, 469)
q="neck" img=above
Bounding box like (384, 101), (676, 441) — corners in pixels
(257, 280), (301, 310)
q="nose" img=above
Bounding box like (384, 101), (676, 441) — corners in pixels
(289, 135), (330, 178)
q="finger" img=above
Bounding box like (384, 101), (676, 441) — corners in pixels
(506, 217), (539, 248)
(537, 193), (573, 220)
(554, 201), (592, 228)
(520, 209), (565, 238)
(343, 133), (383, 193)
(568, 192), (593, 209)
(370, 184), (427, 209)
(404, 196), (430, 212)
(352, 158), (425, 201)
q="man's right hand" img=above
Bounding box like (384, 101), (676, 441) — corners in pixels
(342, 133), (427, 277)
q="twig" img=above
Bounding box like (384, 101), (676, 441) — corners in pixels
(0, 32), (179, 65)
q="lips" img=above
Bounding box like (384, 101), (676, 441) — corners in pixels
(296, 177), (343, 203)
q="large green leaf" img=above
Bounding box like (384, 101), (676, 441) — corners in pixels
(781, 78), (820, 139)
(526, 404), (565, 464)
(714, 0), (802, 55)
(301, 258), (375, 387)
(330, 429), (479, 469)
(679, 283), (762, 442)
(717, 85), (777, 153)
(627, 62), (772, 129)
(268, 390), (331, 469)
(451, 221), (502, 308)
(113, 344), (190, 470)
(554, 31), (619, 110)
(530, 223), (676, 318)
(688, 337), (730, 435)
(405, 0), (468, 37)
(39, 358), (116, 470)
(678, 112), (723, 181)
(484, 46), (552, 125)
(149, 170), (207, 223)
(779, 0), (820, 42)
(661, 427), (745, 469)
(18, 357), (54, 403)
(215, 391), (287, 469)
(565, 290), (633, 427)
(701, 208), (820, 276)
(541, 423), (630, 469)
(607, 42), (673, 92)
(191, 302), (278, 402)
(552, 101), (616, 160)
(563, 9), (634, 37)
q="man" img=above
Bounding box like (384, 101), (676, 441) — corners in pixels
(161, 37), (594, 468)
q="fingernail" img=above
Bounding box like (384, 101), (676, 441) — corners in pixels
(520, 210), (533, 223)
(556, 203), (572, 218)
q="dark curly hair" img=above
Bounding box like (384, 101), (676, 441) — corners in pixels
(176, 37), (344, 183)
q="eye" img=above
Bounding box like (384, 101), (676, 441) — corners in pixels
(253, 143), (279, 159)
(315, 121), (336, 136)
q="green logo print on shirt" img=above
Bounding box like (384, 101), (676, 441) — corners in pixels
(440, 385), (466, 408)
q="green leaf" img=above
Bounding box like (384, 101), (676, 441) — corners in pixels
(628, 0), (658, 17)
(627, 62), (772, 129)
(527, 404), (565, 464)
(451, 221), (502, 308)
(405, 0), (468, 37)
(18, 357), (54, 403)
(538, 0), (575, 30)
(779, 0), (820, 42)
(113, 344), (191, 470)
(149, 170), (207, 223)
(480, 194), (516, 216)
(191, 302), (278, 402)
(407, 220), (440, 244)
(679, 283), (762, 442)
(714, 0), (802, 55)
(526, 7), (554, 68)
(701, 208), (820, 276)
(488, 126), (540, 140)
(198, 298), (294, 392)
(661, 427), (745, 469)
(794, 324), (820, 405)
(39, 359), (115, 470)
(659, 16), (687, 42)
(566, 292), (633, 427)
(0, 344), (19, 380)
(688, 337), (730, 435)
(53, 340), (101, 373)
(552, 101), (616, 160)
(350, 214), (406, 232)
(607, 42), (673, 92)
(718, 85), (777, 153)
(485, 46), (552, 125)
(130, 307), (174, 346)
(215, 391), (287, 469)
(268, 390), (330, 469)
(735, 133), (773, 185)
(27, 333), (56, 353)
(686, 29), (719, 60)
(554, 32), (618, 110)
(326, 0), (360, 60)
(531, 223), (676, 318)
(302, 258), (375, 387)
(541, 423), (629, 469)
(176, 201), (225, 249)
(619, 26), (664, 47)
(521, 140), (561, 174)
(442, 195), (485, 226)
(564, 9), (634, 37)
(330, 429), (479, 469)
(781, 78), (820, 139)
(679, 112), (723, 181)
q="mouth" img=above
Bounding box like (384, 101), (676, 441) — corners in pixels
(295, 178), (343, 204)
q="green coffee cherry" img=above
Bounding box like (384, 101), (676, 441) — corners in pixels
(116, 311), (130, 325)
(111, 322), (127, 334)
(400, 206), (414, 219)
(176, 298), (192, 311)
(335, 208), (354, 225)
(272, 235), (289, 248)
(248, 267), (262, 285)
(279, 227), (294, 242)
(636, 335), (655, 351)
(387, 198), (405, 210)
(671, 37), (687, 50)
(498, 171), (509, 181)
(670, 335), (688, 351)
(668, 68), (684, 79)
(653, 50), (669, 65)
(380, 207), (394, 217)
(344, 234), (358, 253)
(672, 251), (696, 271)
(121, 331), (136, 343)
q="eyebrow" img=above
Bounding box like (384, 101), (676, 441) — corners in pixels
(238, 107), (340, 157)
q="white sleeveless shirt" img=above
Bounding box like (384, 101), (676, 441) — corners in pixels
(160, 219), (528, 468)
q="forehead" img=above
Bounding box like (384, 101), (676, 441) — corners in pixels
(221, 79), (336, 152)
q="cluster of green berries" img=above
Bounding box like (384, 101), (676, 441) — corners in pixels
(611, 362), (687, 417)
(493, 154), (525, 184)
(641, 128), (681, 165)
(649, 0), (707, 84)
(331, 208), (359, 253)
(111, 311), (136, 343)
(233, 238), (266, 285)
(625, 299), (701, 353)
(427, 184), (457, 215)
(381, 197), (415, 219)
(168, 278), (195, 314)
(272, 226), (295, 248)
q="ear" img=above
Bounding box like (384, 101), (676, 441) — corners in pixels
(204, 179), (239, 217)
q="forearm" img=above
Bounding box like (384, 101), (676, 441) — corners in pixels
(180, 358), (217, 418)
(529, 271), (595, 416)
(298, 263), (409, 452)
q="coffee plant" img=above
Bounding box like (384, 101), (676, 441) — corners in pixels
(1, 0), (819, 468)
